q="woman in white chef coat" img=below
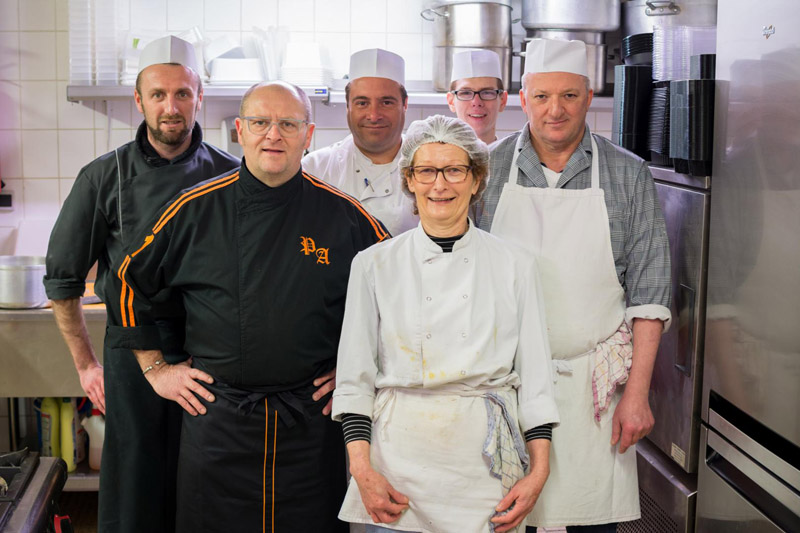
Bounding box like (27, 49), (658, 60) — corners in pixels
(332, 115), (560, 533)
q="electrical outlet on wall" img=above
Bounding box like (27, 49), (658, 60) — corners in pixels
(0, 192), (12, 211)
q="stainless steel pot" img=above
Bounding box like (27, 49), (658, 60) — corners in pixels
(520, 31), (608, 94)
(0, 256), (48, 309)
(422, 1), (513, 91)
(521, 0), (621, 32)
(622, 0), (718, 36)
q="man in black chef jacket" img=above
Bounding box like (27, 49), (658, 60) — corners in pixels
(113, 81), (389, 532)
(43, 36), (239, 533)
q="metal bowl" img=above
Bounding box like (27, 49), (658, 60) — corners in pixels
(0, 256), (48, 309)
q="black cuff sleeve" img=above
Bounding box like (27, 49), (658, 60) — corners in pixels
(105, 324), (163, 350)
(524, 423), (553, 442)
(341, 413), (372, 445)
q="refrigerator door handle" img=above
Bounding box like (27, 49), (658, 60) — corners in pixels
(709, 408), (800, 490)
(706, 429), (800, 523)
(674, 283), (695, 376)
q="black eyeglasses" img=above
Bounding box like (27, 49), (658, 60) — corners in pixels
(451, 89), (502, 101)
(409, 165), (472, 184)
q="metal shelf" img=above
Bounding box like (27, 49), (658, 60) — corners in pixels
(63, 461), (100, 492)
(66, 84), (614, 110)
(66, 84), (330, 103)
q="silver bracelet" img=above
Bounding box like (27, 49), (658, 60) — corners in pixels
(142, 359), (165, 375)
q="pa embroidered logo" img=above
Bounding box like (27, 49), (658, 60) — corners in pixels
(300, 236), (330, 265)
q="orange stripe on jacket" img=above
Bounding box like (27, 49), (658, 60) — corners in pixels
(301, 172), (390, 242)
(263, 398), (268, 533)
(117, 172), (240, 329)
(153, 171), (240, 231)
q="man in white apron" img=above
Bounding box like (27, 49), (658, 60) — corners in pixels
(477, 38), (672, 532)
(303, 48), (418, 235)
(446, 49), (509, 148)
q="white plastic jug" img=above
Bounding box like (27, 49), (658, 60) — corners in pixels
(81, 409), (105, 471)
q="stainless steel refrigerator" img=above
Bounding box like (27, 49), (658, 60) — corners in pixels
(695, 0), (800, 531)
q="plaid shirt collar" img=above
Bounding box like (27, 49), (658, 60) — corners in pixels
(515, 124), (594, 189)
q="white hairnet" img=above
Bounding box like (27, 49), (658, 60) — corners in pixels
(399, 115), (489, 172)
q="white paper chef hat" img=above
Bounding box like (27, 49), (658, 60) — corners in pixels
(138, 35), (201, 75)
(450, 50), (503, 83)
(523, 38), (588, 77)
(349, 48), (405, 86)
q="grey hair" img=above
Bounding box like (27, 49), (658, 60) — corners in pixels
(399, 114), (489, 211)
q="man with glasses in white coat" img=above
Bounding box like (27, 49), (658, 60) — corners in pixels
(303, 48), (418, 235)
(478, 39), (671, 532)
(446, 49), (508, 147)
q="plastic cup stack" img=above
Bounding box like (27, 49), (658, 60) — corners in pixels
(68, 0), (93, 85)
(94, 0), (117, 85)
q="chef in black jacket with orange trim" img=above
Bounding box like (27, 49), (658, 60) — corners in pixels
(44, 36), (239, 533)
(112, 81), (389, 533)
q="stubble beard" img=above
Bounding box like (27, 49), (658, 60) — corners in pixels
(147, 115), (192, 147)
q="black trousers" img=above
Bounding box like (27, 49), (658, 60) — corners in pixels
(175, 380), (349, 533)
(99, 345), (183, 533)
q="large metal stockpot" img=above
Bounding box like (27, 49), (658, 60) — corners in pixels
(422, 0), (513, 91)
(622, 0), (718, 36)
(0, 256), (48, 309)
(521, 0), (621, 32)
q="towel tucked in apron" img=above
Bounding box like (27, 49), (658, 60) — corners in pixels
(175, 379), (348, 533)
(339, 386), (528, 533)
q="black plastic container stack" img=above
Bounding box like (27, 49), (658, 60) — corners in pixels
(649, 81), (672, 167)
(613, 65), (653, 159)
(622, 33), (654, 66)
(670, 54), (716, 176)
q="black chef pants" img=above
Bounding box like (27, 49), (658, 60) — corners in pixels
(99, 345), (183, 533)
(175, 380), (349, 533)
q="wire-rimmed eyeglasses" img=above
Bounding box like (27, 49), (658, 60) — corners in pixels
(240, 116), (309, 137)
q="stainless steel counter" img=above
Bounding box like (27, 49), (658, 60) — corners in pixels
(0, 306), (106, 397)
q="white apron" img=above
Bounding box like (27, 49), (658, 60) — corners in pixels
(339, 386), (527, 533)
(490, 133), (640, 527)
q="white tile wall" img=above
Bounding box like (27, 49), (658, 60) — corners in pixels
(0, 0), (614, 235)
(0, 1), (19, 32)
(18, 32), (57, 80)
(19, 0), (56, 32)
(0, 32), (21, 80)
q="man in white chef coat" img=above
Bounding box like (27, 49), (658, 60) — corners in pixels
(302, 48), (418, 235)
(478, 39), (671, 532)
(446, 49), (508, 147)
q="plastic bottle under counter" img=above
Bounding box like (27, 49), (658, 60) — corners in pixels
(81, 409), (105, 471)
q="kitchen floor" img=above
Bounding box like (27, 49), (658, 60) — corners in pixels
(56, 492), (567, 533)
(57, 492), (97, 533)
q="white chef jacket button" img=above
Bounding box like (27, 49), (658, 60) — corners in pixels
(462, 294), (468, 299)
(426, 333), (431, 339)
(463, 258), (468, 263)
(426, 296), (432, 301)
(461, 332), (467, 338)
(460, 370), (466, 376)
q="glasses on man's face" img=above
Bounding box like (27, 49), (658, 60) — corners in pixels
(240, 116), (309, 137)
(410, 165), (472, 184)
(451, 89), (502, 101)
